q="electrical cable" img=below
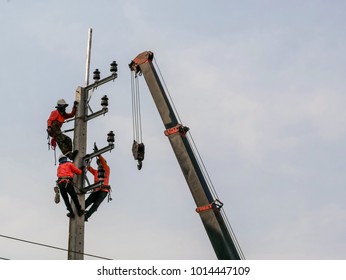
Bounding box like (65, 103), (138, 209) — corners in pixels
(0, 234), (112, 260)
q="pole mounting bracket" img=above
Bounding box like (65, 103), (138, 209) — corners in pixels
(195, 199), (224, 213)
(164, 124), (189, 137)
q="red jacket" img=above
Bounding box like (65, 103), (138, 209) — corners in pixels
(57, 161), (82, 178)
(87, 155), (110, 192)
(47, 107), (77, 128)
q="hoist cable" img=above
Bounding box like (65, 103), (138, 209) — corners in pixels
(153, 58), (245, 259)
(131, 72), (137, 140)
(221, 208), (246, 259)
(131, 72), (143, 143)
(153, 58), (183, 125)
(131, 73), (139, 141)
(187, 127), (245, 259)
(188, 134), (244, 258)
(154, 56), (218, 198)
(136, 75), (143, 143)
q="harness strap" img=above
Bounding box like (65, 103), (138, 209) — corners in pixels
(57, 177), (73, 184)
(101, 185), (111, 190)
(107, 188), (112, 202)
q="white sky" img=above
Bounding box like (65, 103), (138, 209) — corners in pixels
(1, 0), (346, 260)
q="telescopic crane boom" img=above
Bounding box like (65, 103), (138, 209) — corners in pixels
(129, 51), (242, 260)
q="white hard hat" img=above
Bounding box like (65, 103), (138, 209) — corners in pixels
(56, 99), (68, 107)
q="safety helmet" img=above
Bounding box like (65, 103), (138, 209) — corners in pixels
(56, 99), (68, 107)
(58, 154), (68, 163)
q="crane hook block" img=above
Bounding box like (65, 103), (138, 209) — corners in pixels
(132, 140), (145, 170)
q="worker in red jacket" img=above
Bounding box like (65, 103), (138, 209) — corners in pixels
(56, 154), (84, 218)
(47, 99), (78, 160)
(85, 154), (111, 221)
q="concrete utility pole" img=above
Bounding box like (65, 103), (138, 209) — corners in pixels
(67, 29), (118, 260)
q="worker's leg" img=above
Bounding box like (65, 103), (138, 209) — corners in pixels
(66, 183), (84, 216)
(85, 192), (97, 209)
(56, 133), (73, 155)
(85, 191), (107, 220)
(58, 182), (73, 213)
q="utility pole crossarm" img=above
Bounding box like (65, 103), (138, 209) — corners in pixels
(82, 181), (103, 193)
(83, 144), (114, 162)
(85, 73), (118, 92)
(86, 108), (108, 121)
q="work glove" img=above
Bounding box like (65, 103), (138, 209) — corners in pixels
(73, 100), (79, 107)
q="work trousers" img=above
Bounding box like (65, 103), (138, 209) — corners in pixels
(49, 126), (73, 155)
(58, 180), (82, 214)
(55, 132), (73, 155)
(85, 191), (108, 218)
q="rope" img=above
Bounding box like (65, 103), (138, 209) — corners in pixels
(131, 72), (143, 143)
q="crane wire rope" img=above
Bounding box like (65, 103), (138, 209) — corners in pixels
(131, 71), (143, 144)
(153, 57), (245, 259)
(188, 133), (245, 260)
(0, 233), (112, 260)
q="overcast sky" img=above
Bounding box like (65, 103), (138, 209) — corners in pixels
(1, 0), (346, 260)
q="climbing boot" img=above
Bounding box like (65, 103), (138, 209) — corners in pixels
(78, 209), (85, 217)
(67, 212), (75, 219)
(66, 150), (78, 160)
(54, 186), (60, 204)
(71, 150), (78, 160)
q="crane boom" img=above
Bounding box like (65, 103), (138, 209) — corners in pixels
(129, 51), (242, 260)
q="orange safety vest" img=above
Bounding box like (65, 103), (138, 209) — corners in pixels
(57, 161), (82, 178)
(87, 155), (110, 192)
(47, 107), (76, 128)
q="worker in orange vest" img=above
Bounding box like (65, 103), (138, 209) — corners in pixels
(47, 99), (78, 160)
(85, 154), (111, 221)
(56, 154), (84, 218)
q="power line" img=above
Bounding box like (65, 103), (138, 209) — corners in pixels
(0, 234), (112, 260)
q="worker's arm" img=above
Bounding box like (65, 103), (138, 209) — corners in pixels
(71, 163), (82, 175)
(64, 105), (77, 119)
(87, 166), (98, 176)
